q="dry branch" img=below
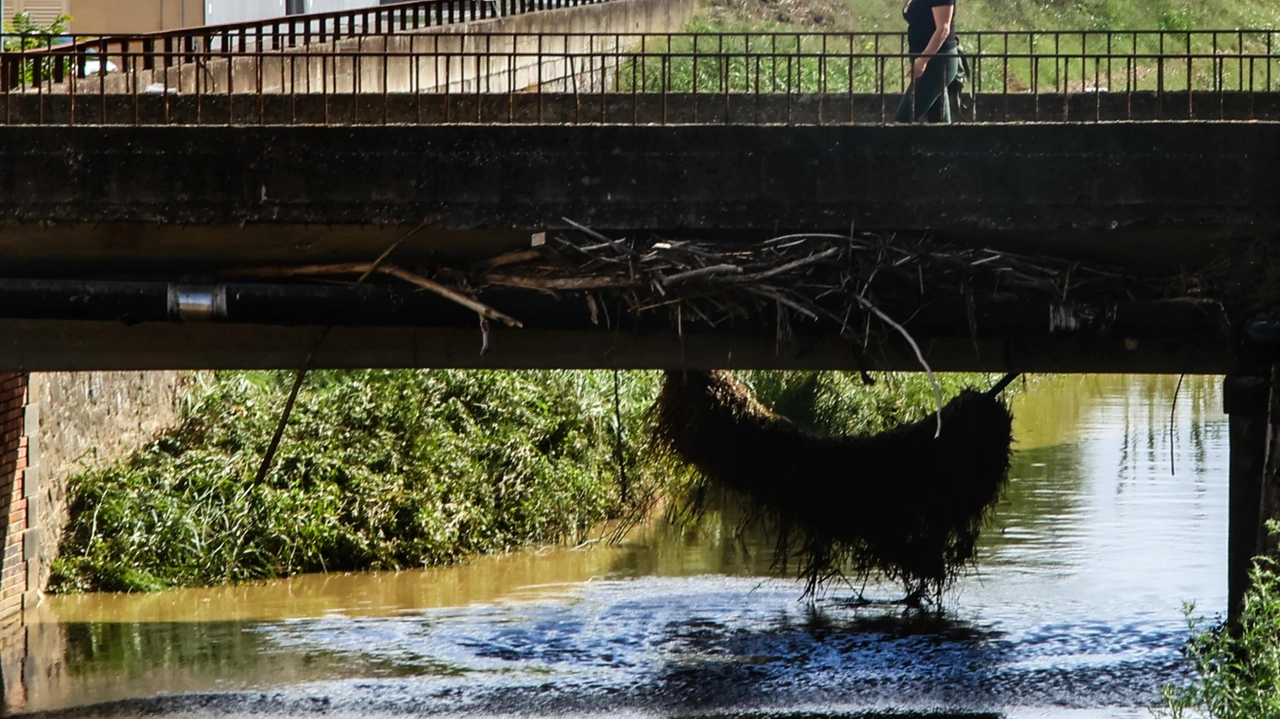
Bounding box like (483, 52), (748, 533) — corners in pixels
(224, 228), (1225, 354)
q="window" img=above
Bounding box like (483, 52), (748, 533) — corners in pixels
(286, 0), (306, 14)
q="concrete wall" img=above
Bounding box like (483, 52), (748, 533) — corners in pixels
(24, 372), (192, 596)
(51, 0), (695, 95)
(0, 372), (190, 630)
(8, 90), (1279, 125)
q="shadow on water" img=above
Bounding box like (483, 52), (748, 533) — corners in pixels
(645, 609), (1009, 713)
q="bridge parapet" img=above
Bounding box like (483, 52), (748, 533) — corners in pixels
(2, 29), (1277, 123)
(1, 0), (698, 98)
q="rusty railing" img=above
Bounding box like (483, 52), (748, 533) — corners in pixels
(2, 30), (1278, 125)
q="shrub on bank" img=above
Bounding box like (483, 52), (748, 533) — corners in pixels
(49, 370), (664, 593)
(1160, 522), (1280, 719)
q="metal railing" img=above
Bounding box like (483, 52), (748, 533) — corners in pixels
(2, 30), (1278, 125)
(0, 0), (615, 89)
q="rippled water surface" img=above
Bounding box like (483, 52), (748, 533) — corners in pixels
(6, 375), (1228, 718)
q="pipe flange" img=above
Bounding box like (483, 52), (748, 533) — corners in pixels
(167, 284), (228, 322)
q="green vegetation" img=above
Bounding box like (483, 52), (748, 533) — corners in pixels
(619, 0), (1280, 95)
(1159, 522), (1280, 719)
(51, 369), (1004, 594)
(694, 0), (1280, 36)
(2, 11), (71, 50)
(50, 370), (665, 593)
(2, 12), (74, 87)
(742, 370), (1003, 436)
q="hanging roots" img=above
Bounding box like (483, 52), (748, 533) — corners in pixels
(651, 370), (1014, 601)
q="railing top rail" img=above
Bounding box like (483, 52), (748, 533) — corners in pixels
(5, 27), (1280, 43)
(9, 47), (1277, 59)
(3, 26), (1278, 63)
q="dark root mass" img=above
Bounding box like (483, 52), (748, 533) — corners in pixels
(651, 370), (1013, 601)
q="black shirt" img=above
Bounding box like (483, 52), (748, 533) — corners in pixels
(903, 0), (957, 54)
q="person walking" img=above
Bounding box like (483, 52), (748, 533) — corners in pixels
(894, 0), (959, 123)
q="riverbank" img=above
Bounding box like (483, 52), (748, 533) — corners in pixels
(11, 375), (1223, 717)
(48, 370), (1002, 594)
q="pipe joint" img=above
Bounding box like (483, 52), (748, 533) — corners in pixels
(167, 284), (228, 322)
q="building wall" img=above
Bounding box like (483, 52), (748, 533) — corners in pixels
(69, 0), (205, 33)
(3, 0), (204, 32)
(304, 0), (386, 12)
(3, 0), (380, 33)
(204, 0), (382, 26)
(3, 0), (69, 27)
(205, 0), (287, 26)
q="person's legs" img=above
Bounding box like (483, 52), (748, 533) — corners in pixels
(927, 54), (960, 123)
(894, 51), (960, 123)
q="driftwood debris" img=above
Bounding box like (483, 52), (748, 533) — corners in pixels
(225, 229), (1223, 350)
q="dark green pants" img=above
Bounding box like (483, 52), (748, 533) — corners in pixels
(894, 49), (960, 124)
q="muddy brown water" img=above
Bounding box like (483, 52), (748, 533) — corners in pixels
(7, 375), (1226, 718)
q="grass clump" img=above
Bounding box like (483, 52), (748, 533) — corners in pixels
(741, 371), (1007, 436)
(1159, 522), (1280, 719)
(49, 370), (664, 593)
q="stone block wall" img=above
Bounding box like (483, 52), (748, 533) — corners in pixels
(26, 372), (194, 596)
(0, 372), (192, 626)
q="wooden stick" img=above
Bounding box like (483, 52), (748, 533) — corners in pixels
(226, 262), (372, 278)
(358, 219), (430, 285)
(856, 296), (944, 439)
(476, 249), (543, 270)
(254, 326), (330, 486)
(379, 265), (523, 328)
(485, 274), (641, 291)
(661, 264), (743, 285)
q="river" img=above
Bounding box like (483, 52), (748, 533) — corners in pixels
(6, 374), (1227, 718)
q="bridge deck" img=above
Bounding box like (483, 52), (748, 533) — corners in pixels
(0, 29), (1275, 372)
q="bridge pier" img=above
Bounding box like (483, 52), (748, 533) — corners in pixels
(1225, 374), (1271, 621)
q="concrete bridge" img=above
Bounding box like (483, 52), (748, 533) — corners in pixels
(0, 24), (1274, 373)
(0, 15), (1278, 648)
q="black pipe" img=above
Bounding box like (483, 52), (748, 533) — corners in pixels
(0, 279), (1233, 341)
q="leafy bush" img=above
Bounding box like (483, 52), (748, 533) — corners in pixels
(1160, 522), (1280, 719)
(2, 12), (73, 87)
(49, 370), (665, 593)
(2, 11), (70, 51)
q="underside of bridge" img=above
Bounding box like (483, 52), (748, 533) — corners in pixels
(0, 122), (1274, 373)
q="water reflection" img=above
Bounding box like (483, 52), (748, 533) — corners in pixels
(5, 375), (1227, 718)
